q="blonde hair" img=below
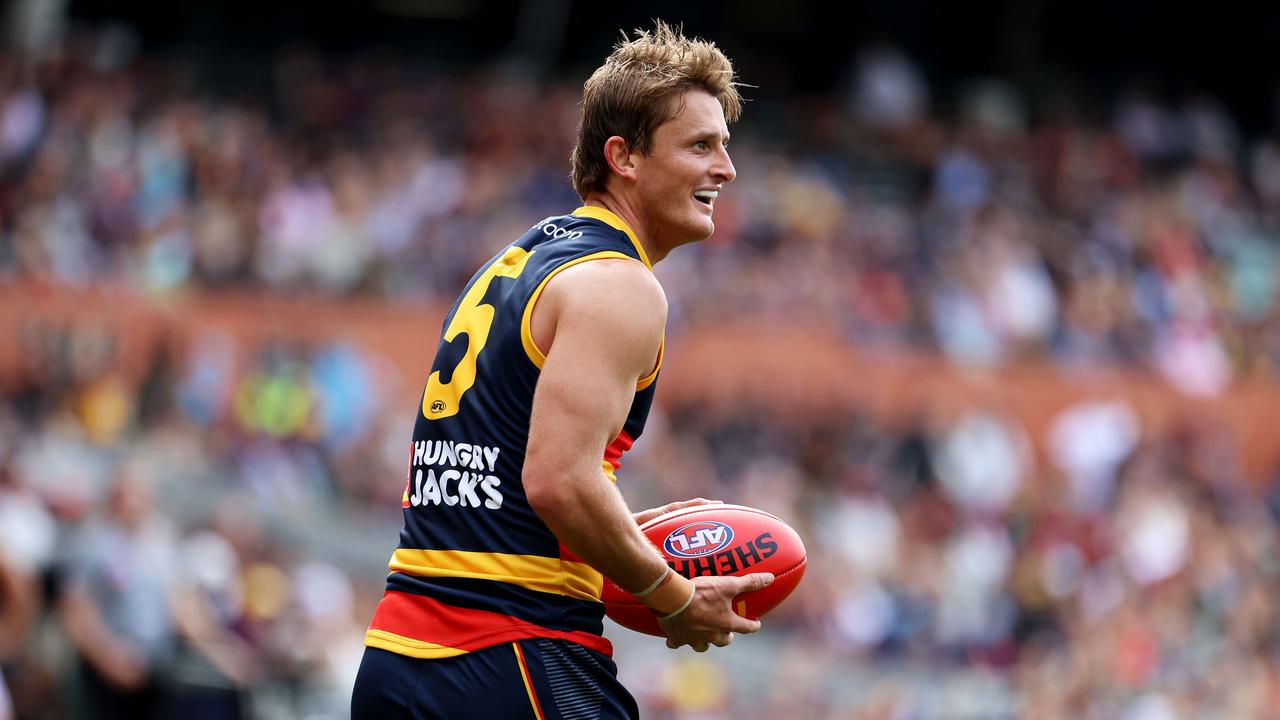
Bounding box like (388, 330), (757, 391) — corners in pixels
(570, 21), (742, 200)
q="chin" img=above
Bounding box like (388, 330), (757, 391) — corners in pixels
(655, 211), (715, 247)
(684, 215), (715, 242)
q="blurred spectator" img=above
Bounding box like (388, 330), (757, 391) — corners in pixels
(165, 511), (260, 720)
(1047, 399), (1140, 513)
(848, 46), (928, 132)
(0, 554), (36, 720)
(931, 409), (1029, 515)
(59, 467), (177, 718)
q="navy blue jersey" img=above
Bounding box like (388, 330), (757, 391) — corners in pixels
(366, 206), (661, 660)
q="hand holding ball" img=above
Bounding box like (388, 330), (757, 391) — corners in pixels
(603, 504), (807, 637)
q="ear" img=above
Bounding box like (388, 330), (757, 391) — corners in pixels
(603, 136), (639, 183)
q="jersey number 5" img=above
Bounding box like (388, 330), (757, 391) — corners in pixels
(423, 246), (534, 420)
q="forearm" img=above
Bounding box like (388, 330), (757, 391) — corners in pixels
(0, 560), (34, 660)
(61, 589), (138, 673)
(523, 258), (691, 613)
(61, 590), (114, 664)
(170, 590), (256, 686)
(530, 465), (662, 586)
(527, 464), (693, 614)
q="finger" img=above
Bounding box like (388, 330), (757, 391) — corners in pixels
(693, 642), (709, 653)
(666, 639), (679, 650)
(712, 632), (733, 648)
(731, 572), (775, 594)
(667, 498), (723, 512)
(731, 615), (763, 634)
(637, 498), (723, 525)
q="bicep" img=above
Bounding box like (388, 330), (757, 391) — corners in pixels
(524, 263), (664, 479)
(527, 330), (638, 469)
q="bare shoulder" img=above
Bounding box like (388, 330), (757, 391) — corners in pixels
(546, 257), (666, 312)
(539, 258), (667, 332)
(532, 258), (665, 377)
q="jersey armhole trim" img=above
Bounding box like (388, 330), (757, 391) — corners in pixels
(521, 250), (644, 373)
(636, 340), (663, 391)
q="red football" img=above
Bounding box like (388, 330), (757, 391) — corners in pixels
(602, 504), (807, 637)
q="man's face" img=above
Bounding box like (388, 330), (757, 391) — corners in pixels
(633, 89), (736, 248)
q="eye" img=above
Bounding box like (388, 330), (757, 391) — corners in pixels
(694, 140), (708, 151)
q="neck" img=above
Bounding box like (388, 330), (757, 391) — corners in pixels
(582, 193), (668, 265)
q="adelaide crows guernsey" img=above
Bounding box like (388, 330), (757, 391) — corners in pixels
(365, 206), (661, 660)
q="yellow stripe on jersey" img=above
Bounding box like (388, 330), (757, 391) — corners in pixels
(636, 340), (663, 391)
(389, 548), (604, 602)
(602, 459), (618, 483)
(513, 643), (547, 720)
(520, 250), (637, 369)
(572, 206), (651, 270)
(363, 629), (469, 659)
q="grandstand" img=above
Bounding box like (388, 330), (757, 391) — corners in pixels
(2, 2), (1280, 718)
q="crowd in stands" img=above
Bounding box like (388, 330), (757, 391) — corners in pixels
(1, 34), (1279, 719)
(3, 39), (1278, 388)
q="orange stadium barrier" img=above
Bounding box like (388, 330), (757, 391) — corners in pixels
(3, 281), (1278, 486)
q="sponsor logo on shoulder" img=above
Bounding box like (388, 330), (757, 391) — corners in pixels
(532, 218), (583, 240)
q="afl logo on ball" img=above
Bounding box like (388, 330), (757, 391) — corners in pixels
(664, 521), (734, 558)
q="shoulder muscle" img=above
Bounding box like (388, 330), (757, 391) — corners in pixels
(532, 258), (666, 380)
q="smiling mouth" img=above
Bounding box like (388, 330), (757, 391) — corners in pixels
(693, 190), (718, 206)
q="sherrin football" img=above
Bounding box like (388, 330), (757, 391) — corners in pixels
(602, 504), (806, 637)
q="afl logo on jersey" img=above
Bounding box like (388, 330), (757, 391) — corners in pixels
(430, 400), (446, 414)
(664, 521), (734, 558)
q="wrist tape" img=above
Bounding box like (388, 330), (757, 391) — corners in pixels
(658, 583), (697, 621)
(633, 568), (672, 598)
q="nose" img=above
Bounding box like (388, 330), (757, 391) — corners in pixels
(712, 145), (736, 184)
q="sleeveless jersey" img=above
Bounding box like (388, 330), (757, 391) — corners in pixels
(365, 206), (662, 660)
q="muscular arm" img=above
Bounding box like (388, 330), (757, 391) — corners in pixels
(523, 259), (771, 651)
(523, 259), (688, 611)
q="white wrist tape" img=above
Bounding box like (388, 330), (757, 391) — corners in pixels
(658, 583), (697, 621)
(633, 568), (672, 598)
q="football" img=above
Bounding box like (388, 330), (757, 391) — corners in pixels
(602, 503), (807, 636)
